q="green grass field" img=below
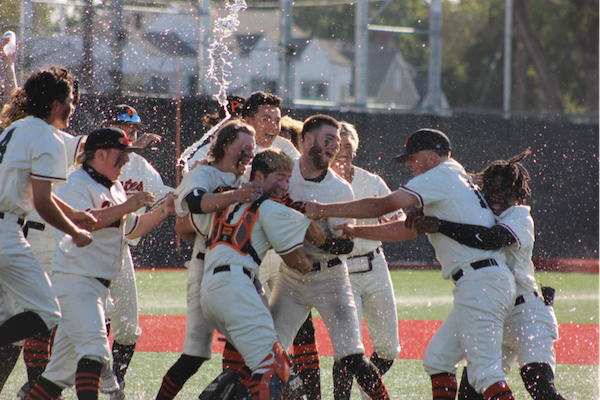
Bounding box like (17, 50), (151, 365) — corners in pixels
(3, 269), (598, 399)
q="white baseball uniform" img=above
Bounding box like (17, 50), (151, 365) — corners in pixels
(0, 116), (66, 330)
(198, 198), (310, 371)
(497, 205), (559, 371)
(402, 158), (516, 393)
(25, 132), (85, 272)
(105, 152), (173, 346)
(42, 165), (139, 388)
(173, 164), (244, 359)
(345, 166), (400, 361)
(269, 159), (365, 360)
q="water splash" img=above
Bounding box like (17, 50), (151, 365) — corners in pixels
(177, 0), (247, 173)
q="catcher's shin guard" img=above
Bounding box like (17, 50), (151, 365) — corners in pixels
(520, 363), (566, 400)
(248, 343), (292, 400)
(457, 367), (484, 400)
(198, 370), (242, 400)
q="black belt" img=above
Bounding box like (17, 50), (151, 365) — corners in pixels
(311, 257), (342, 272)
(347, 248), (380, 274)
(0, 212), (25, 226)
(452, 258), (498, 282)
(515, 291), (539, 306)
(196, 252), (205, 260)
(96, 278), (111, 288)
(26, 221), (46, 231)
(214, 265), (251, 279)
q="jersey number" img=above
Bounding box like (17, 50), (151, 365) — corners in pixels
(0, 128), (16, 164)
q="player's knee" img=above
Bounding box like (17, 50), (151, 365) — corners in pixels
(520, 362), (566, 400)
(111, 325), (141, 345)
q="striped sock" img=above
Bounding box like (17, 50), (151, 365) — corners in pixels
(26, 377), (62, 400)
(75, 358), (102, 400)
(292, 314), (321, 399)
(483, 381), (514, 400)
(431, 372), (458, 400)
(24, 328), (55, 388)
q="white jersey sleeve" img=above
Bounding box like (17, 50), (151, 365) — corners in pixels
(497, 205), (538, 295)
(260, 200), (310, 255)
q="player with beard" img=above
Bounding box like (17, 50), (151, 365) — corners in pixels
(270, 115), (391, 400)
(155, 120), (263, 400)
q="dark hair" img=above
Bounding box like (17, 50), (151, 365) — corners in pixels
(208, 119), (255, 164)
(280, 115), (303, 152)
(24, 66), (76, 119)
(241, 91), (282, 118)
(301, 114), (340, 141)
(250, 148), (294, 180)
(476, 149), (532, 203)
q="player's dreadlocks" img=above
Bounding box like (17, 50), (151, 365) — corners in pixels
(476, 148), (532, 204)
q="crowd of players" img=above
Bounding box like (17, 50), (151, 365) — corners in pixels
(0, 42), (567, 400)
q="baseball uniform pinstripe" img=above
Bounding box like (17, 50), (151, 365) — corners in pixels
(199, 199), (310, 371)
(174, 165), (244, 358)
(42, 166), (139, 388)
(0, 116), (67, 330)
(269, 159), (364, 360)
(403, 159), (515, 393)
(498, 205), (559, 371)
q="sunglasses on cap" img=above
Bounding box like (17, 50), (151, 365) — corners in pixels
(115, 112), (142, 124)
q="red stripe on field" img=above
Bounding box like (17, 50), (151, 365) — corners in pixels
(135, 315), (598, 365)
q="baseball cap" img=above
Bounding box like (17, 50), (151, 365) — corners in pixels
(218, 95), (246, 119)
(105, 104), (146, 127)
(394, 128), (452, 163)
(84, 127), (142, 152)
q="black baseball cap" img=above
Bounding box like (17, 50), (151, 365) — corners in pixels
(394, 128), (452, 163)
(105, 104), (146, 128)
(218, 95), (246, 119)
(84, 127), (142, 152)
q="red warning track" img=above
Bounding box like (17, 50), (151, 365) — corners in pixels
(135, 315), (598, 365)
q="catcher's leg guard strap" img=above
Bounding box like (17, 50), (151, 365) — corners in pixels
(520, 363), (566, 400)
(341, 354), (389, 400)
(223, 340), (246, 372)
(458, 367), (484, 400)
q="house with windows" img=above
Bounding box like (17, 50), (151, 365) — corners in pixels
(24, 4), (430, 109)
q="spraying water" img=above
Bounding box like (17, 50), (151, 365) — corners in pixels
(177, 0), (248, 173)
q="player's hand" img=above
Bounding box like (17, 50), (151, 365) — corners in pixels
(293, 256), (313, 275)
(304, 201), (324, 220)
(404, 207), (424, 229)
(235, 182), (263, 203)
(380, 210), (405, 223)
(124, 191), (155, 212)
(333, 223), (357, 239)
(190, 159), (209, 170)
(0, 37), (17, 65)
(160, 193), (178, 215)
(133, 133), (162, 149)
(413, 216), (440, 235)
(72, 228), (93, 247)
(71, 210), (97, 230)
(305, 221), (326, 247)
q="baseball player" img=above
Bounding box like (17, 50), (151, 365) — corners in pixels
(17, 131), (86, 399)
(197, 148), (321, 400)
(0, 67), (94, 350)
(242, 91), (300, 159)
(305, 128), (518, 400)
(270, 115), (391, 400)
(25, 127), (176, 400)
(155, 120), (262, 400)
(412, 149), (566, 400)
(330, 122), (401, 400)
(99, 104), (174, 399)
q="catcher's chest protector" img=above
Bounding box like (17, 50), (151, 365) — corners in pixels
(207, 196), (269, 265)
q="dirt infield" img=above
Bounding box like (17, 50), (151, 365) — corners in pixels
(135, 315), (599, 365)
